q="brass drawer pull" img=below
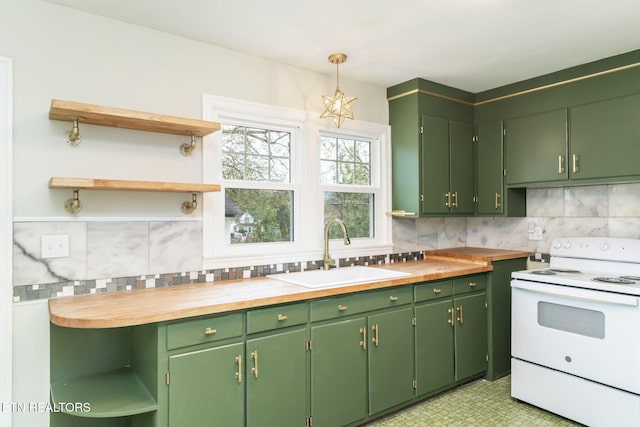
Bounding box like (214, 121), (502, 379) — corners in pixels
(448, 307), (454, 326)
(277, 314), (288, 321)
(433, 288), (442, 294)
(386, 210), (417, 217)
(359, 327), (367, 350)
(558, 155), (565, 174)
(457, 305), (464, 324)
(204, 327), (217, 335)
(469, 282), (477, 288)
(338, 304), (348, 312)
(235, 355), (242, 383)
(251, 351), (259, 379)
(389, 295), (399, 302)
(371, 324), (379, 347)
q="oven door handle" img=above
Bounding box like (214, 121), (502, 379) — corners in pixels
(512, 280), (640, 307)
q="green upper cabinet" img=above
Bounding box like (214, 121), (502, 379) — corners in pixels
(504, 109), (568, 186)
(388, 78), (474, 217)
(570, 92), (640, 181)
(475, 121), (504, 214)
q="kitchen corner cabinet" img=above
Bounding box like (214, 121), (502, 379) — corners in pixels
(474, 121), (526, 216)
(504, 109), (568, 186)
(414, 274), (487, 396)
(387, 79), (474, 218)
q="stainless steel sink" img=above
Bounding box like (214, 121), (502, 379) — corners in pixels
(267, 265), (410, 289)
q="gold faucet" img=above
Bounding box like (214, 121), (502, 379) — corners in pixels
(324, 218), (351, 270)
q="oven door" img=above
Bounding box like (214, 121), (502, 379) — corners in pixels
(512, 279), (640, 394)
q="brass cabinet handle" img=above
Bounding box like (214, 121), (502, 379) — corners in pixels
(204, 327), (217, 335)
(235, 355), (242, 383)
(386, 210), (417, 217)
(494, 192), (501, 209)
(457, 305), (464, 324)
(338, 304), (348, 312)
(452, 192), (459, 208)
(433, 288), (442, 294)
(359, 327), (367, 350)
(445, 192), (451, 208)
(277, 314), (288, 321)
(469, 282), (477, 288)
(389, 295), (399, 302)
(558, 155), (565, 174)
(447, 307), (454, 326)
(251, 351), (259, 379)
(572, 154), (580, 173)
(371, 324), (379, 347)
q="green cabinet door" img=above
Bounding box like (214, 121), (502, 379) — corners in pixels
(311, 317), (367, 427)
(415, 299), (454, 396)
(476, 121), (504, 214)
(454, 292), (488, 381)
(505, 109), (568, 185)
(368, 306), (415, 415)
(246, 328), (308, 427)
(570, 93), (640, 181)
(449, 121), (474, 214)
(168, 342), (244, 427)
(421, 115), (451, 215)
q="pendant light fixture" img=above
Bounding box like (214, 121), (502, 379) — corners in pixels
(320, 53), (357, 128)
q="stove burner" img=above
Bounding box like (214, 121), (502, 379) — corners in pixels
(550, 269), (581, 274)
(531, 270), (556, 275)
(592, 277), (637, 285)
(620, 276), (640, 281)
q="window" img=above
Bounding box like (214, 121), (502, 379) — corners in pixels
(202, 95), (392, 268)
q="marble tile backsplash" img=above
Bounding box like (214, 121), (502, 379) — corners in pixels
(13, 182), (640, 302)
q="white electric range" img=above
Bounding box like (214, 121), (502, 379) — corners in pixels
(511, 237), (640, 427)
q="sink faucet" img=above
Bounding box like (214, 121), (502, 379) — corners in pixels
(324, 218), (351, 270)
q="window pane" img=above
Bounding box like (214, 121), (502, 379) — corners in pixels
(324, 192), (373, 239)
(221, 124), (291, 183)
(320, 135), (371, 185)
(226, 188), (293, 244)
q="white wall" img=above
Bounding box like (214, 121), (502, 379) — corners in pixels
(0, 1), (389, 426)
(1, 55), (13, 427)
(0, 0), (388, 219)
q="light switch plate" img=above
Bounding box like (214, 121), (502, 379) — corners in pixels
(41, 234), (70, 259)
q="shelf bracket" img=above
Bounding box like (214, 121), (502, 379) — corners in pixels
(179, 132), (197, 157)
(64, 189), (82, 214)
(181, 192), (198, 214)
(64, 116), (85, 146)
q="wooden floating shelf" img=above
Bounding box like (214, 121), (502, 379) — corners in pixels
(49, 98), (220, 137)
(49, 177), (220, 214)
(49, 177), (221, 193)
(50, 367), (157, 418)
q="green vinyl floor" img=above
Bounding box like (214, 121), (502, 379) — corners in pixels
(365, 376), (583, 427)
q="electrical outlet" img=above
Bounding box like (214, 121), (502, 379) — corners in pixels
(41, 234), (70, 259)
(528, 227), (543, 241)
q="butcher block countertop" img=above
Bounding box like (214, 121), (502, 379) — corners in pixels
(425, 247), (530, 263)
(48, 249), (528, 329)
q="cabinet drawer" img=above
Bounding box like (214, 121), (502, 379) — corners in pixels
(414, 279), (453, 302)
(247, 302), (308, 334)
(453, 274), (487, 294)
(310, 287), (412, 322)
(167, 313), (243, 350)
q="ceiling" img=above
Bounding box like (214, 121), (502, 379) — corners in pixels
(47, 0), (640, 93)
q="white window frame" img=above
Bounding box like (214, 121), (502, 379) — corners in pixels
(202, 94), (392, 269)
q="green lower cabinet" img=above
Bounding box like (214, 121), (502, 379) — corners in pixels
(453, 292), (488, 380)
(415, 299), (455, 395)
(415, 279), (487, 397)
(368, 306), (416, 415)
(310, 317), (368, 427)
(245, 328), (308, 427)
(168, 342), (244, 427)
